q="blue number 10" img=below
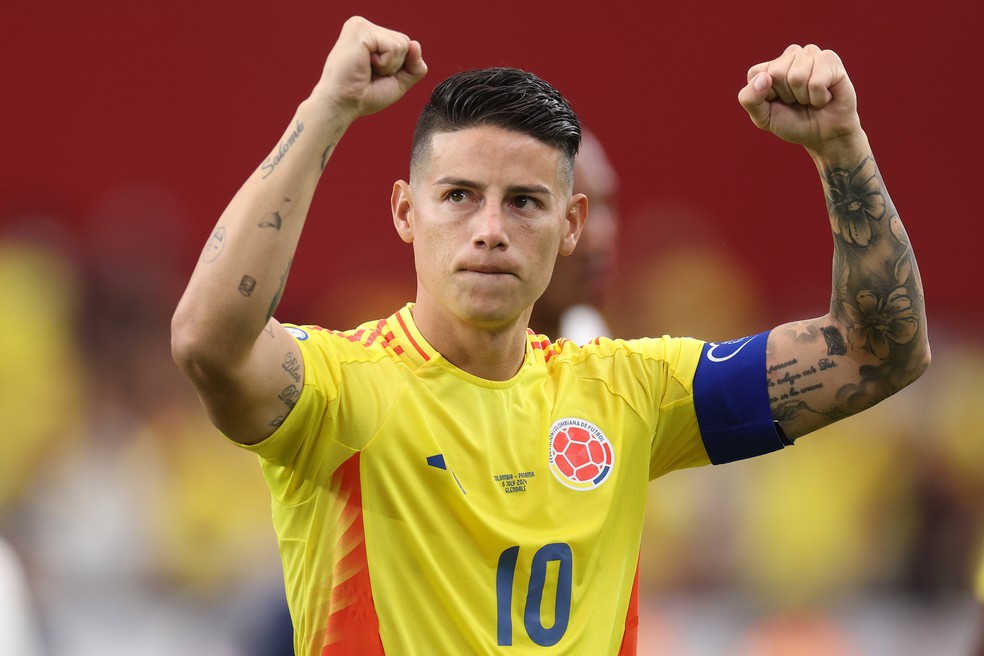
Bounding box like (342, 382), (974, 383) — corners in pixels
(496, 543), (572, 646)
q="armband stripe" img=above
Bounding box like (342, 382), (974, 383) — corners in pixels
(692, 330), (789, 465)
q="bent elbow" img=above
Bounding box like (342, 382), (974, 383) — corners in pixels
(170, 308), (230, 382)
(894, 334), (931, 394)
(912, 336), (932, 381)
(170, 309), (207, 377)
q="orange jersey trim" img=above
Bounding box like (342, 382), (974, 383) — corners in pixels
(617, 558), (640, 656)
(321, 454), (384, 655)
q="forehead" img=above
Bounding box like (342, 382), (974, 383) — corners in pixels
(414, 125), (567, 189)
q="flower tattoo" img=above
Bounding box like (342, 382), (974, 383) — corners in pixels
(826, 157), (885, 247)
(844, 287), (917, 359)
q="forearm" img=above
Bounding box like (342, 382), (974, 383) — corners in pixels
(768, 132), (930, 436)
(812, 130), (928, 363)
(172, 97), (348, 363)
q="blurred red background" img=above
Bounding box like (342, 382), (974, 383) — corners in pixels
(3, 0), (979, 333)
(3, 5), (982, 653)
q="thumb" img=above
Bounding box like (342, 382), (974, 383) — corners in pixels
(738, 72), (773, 129)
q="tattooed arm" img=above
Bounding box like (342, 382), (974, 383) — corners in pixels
(738, 45), (930, 440)
(170, 17), (426, 444)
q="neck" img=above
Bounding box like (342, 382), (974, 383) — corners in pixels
(410, 302), (530, 381)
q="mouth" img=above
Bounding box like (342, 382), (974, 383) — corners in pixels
(461, 264), (516, 276)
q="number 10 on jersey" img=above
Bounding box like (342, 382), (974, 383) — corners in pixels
(496, 543), (573, 646)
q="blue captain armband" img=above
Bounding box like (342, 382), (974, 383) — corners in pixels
(692, 331), (793, 465)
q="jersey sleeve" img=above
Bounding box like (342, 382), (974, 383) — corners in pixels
(232, 325), (354, 505)
(692, 330), (792, 464)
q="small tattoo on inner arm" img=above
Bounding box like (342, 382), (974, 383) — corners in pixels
(320, 143), (336, 171)
(820, 326), (848, 356)
(201, 227), (226, 263)
(238, 275), (257, 296)
(259, 196), (292, 231)
(266, 257), (292, 322)
(270, 416), (285, 428)
(259, 212), (283, 230)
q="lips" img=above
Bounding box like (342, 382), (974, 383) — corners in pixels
(460, 263), (515, 276)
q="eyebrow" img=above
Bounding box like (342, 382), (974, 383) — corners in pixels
(434, 177), (553, 196)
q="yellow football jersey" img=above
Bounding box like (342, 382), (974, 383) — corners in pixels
(237, 304), (784, 655)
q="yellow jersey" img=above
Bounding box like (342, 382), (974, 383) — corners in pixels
(237, 304), (785, 655)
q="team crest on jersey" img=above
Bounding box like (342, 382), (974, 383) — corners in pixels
(548, 418), (614, 490)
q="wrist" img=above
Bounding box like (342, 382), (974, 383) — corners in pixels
(805, 129), (871, 169)
(293, 96), (354, 156)
(303, 84), (361, 129)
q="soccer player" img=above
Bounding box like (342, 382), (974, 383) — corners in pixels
(171, 16), (930, 655)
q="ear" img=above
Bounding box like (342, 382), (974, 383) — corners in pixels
(558, 193), (588, 256)
(391, 180), (414, 244)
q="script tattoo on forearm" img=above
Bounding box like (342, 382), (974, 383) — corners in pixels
(261, 119), (304, 180)
(768, 335), (832, 420)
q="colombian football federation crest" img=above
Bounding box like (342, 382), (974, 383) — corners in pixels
(548, 418), (614, 490)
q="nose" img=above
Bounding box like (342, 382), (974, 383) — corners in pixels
(472, 203), (509, 250)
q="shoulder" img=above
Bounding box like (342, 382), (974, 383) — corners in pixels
(531, 332), (705, 370)
(529, 333), (706, 397)
(284, 316), (408, 366)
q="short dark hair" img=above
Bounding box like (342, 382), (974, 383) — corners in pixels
(410, 67), (581, 188)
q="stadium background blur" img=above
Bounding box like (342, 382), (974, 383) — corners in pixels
(2, 2), (982, 654)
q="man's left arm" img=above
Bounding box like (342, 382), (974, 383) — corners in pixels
(738, 45), (930, 440)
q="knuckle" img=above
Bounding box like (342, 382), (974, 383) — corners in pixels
(787, 68), (809, 87)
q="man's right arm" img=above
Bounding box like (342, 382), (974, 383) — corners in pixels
(170, 17), (426, 445)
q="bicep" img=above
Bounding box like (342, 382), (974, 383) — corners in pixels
(186, 318), (305, 445)
(766, 316), (881, 439)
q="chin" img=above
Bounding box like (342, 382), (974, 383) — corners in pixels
(456, 298), (526, 328)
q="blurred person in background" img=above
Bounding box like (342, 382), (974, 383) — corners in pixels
(0, 535), (45, 656)
(974, 554), (984, 655)
(1, 191), (280, 655)
(529, 128), (618, 342)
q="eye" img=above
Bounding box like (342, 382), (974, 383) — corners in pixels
(513, 195), (541, 210)
(447, 190), (468, 203)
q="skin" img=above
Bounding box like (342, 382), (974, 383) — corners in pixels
(739, 45), (930, 439)
(171, 21), (929, 449)
(391, 126), (586, 381)
(171, 17), (428, 444)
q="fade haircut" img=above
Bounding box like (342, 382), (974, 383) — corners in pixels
(409, 67), (581, 190)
